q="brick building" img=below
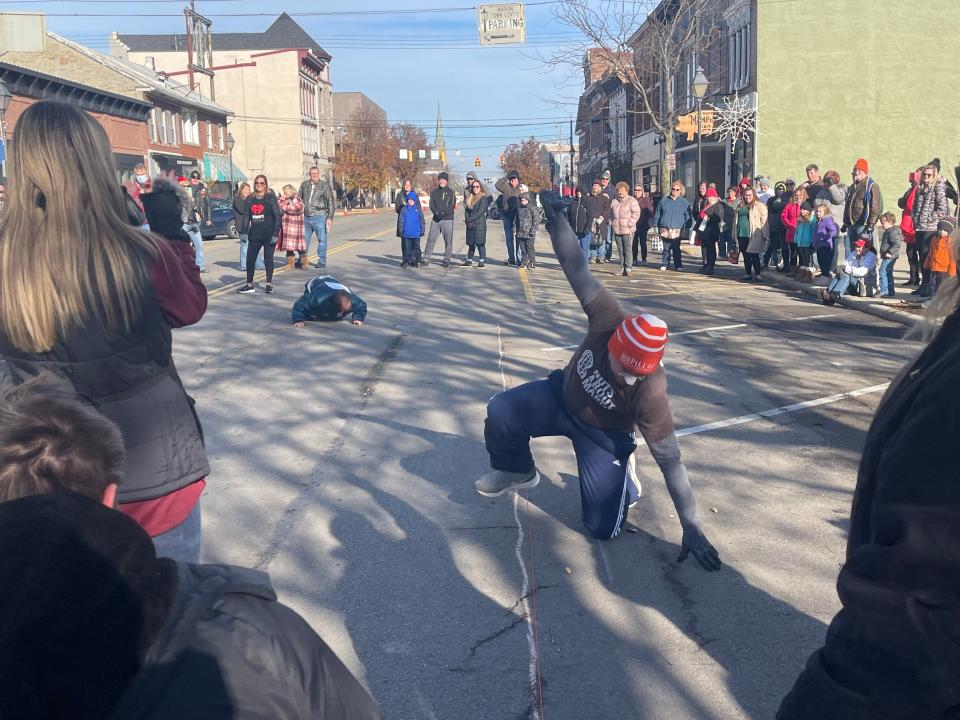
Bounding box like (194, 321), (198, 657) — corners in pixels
(111, 13), (335, 192)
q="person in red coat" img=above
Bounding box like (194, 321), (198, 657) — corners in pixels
(898, 169), (922, 286)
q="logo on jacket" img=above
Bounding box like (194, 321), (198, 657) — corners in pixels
(251, 203), (265, 220)
(576, 350), (616, 410)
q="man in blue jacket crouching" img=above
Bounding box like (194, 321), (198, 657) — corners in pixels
(292, 275), (368, 328)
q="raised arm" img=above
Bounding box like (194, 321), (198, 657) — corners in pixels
(539, 191), (604, 309)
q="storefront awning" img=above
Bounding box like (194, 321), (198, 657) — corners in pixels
(204, 154), (247, 183)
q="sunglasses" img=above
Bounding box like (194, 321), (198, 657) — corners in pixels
(254, 181), (266, 186)
(671, 187), (682, 192)
(471, 184), (481, 189)
(923, 173), (934, 178)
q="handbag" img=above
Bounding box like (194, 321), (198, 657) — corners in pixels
(487, 198), (502, 221)
(728, 249), (740, 264)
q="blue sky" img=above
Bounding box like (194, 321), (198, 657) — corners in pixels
(12, 0), (587, 177)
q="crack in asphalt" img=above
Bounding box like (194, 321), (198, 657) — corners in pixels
(253, 332), (405, 570)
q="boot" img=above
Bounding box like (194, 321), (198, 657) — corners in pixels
(285, 255), (295, 270)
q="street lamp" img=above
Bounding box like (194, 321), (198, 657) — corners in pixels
(691, 66), (709, 189)
(225, 131), (235, 199)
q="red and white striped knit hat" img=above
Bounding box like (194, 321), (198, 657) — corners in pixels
(607, 313), (668, 375)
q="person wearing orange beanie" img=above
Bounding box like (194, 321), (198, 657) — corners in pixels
(842, 158), (883, 265)
(475, 192), (721, 571)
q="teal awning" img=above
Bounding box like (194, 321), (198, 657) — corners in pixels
(203, 154), (247, 183)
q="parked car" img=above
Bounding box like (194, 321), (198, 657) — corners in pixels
(201, 197), (239, 240)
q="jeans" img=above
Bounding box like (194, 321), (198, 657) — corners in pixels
(603, 224), (613, 260)
(915, 230), (937, 293)
(425, 219), (454, 263)
(238, 233), (265, 272)
(719, 229), (731, 259)
(246, 235), (276, 284)
(304, 214), (328, 265)
(590, 236), (605, 259)
(484, 371), (638, 540)
(879, 257), (896, 296)
(827, 269), (865, 298)
(839, 226), (860, 271)
(783, 242), (798, 269)
(502, 215), (517, 263)
(152, 501), (202, 563)
(764, 228), (784, 268)
(184, 223), (204, 270)
(613, 233), (631, 270)
(660, 238), (682, 269)
(632, 228), (648, 263)
(402, 236), (422, 264)
(578, 232), (592, 262)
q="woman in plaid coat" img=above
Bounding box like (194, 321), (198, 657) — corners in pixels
(279, 184), (307, 269)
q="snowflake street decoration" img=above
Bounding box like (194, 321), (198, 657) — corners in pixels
(708, 92), (757, 154)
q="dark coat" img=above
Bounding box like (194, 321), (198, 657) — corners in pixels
(583, 192), (612, 236)
(568, 197), (591, 236)
(428, 186), (456, 222)
(0, 493), (382, 720)
(515, 199), (543, 239)
(777, 308), (960, 720)
(494, 176), (523, 218)
(0, 245), (209, 504)
(292, 276), (367, 324)
(246, 191), (282, 242)
(232, 194), (250, 234)
(464, 194), (491, 246)
(879, 226), (903, 260)
(636, 195), (654, 236)
(396, 200), (425, 239)
(843, 178), (883, 231)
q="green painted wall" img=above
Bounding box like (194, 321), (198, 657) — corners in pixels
(756, 0), (960, 209)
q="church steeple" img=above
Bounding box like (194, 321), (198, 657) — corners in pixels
(434, 105), (447, 167)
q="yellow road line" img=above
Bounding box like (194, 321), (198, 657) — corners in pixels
(518, 267), (537, 304)
(530, 285), (760, 305)
(207, 225), (394, 299)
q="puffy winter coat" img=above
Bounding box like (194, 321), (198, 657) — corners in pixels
(232, 193), (250, 234)
(924, 234), (957, 275)
(609, 195), (642, 235)
(0, 240), (208, 504)
(429, 186), (456, 222)
(567, 196), (591, 236)
(778, 307), (960, 720)
(396, 198), (425, 239)
(879, 226), (903, 260)
(898, 176), (918, 240)
(794, 217), (815, 248)
(291, 275), (367, 324)
(515, 198), (543, 238)
(815, 184), (846, 228)
(782, 202), (800, 243)
(464, 193), (491, 246)
(912, 179), (949, 232)
(494, 176), (523, 218)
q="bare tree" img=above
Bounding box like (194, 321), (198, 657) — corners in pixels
(389, 122), (430, 189)
(546, 0), (723, 193)
(501, 137), (552, 190)
(334, 107), (393, 198)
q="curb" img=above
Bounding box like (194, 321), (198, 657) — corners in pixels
(677, 244), (922, 328)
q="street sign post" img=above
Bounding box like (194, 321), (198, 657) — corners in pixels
(666, 153), (676, 170)
(477, 3), (526, 46)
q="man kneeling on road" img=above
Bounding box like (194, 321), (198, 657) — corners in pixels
(293, 275), (368, 328)
(475, 191), (721, 571)
(818, 238), (878, 306)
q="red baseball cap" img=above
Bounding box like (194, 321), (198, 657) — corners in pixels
(607, 314), (669, 376)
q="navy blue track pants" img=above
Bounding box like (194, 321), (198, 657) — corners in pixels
(484, 370), (638, 539)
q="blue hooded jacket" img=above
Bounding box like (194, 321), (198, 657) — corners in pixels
(291, 276), (367, 324)
(400, 192), (424, 238)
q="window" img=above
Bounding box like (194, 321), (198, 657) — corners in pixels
(220, 124), (227, 152)
(301, 122), (318, 156)
(728, 20), (751, 91)
(205, 122), (212, 151)
(147, 110), (156, 143)
(162, 110), (175, 145)
(182, 111), (199, 145)
(300, 77), (317, 120)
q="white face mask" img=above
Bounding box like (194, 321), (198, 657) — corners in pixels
(620, 373), (638, 386)
(136, 174), (148, 184)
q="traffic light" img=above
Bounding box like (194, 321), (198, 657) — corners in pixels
(474, 157), (482, 167)
(499, 154), (505, 165)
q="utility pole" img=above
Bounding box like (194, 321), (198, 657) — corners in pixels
(569, 117), (574, 189)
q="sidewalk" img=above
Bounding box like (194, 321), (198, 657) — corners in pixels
(677, 244), (923, 328)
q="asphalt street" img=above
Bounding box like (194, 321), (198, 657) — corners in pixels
(174, 208), (922, 719)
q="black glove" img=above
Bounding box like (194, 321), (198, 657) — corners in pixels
(538, 190), (564, 231)
(141, 179), (191, 243)
(433, 214), (441, 223)
(840, 224), (848, 233)
(677, 526), (721, 571)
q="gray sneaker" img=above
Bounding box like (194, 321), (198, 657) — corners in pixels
(474, 468), (540, 498)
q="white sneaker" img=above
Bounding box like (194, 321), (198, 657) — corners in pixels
(475, 468), (540, 498)
(659, 265), (667, 271)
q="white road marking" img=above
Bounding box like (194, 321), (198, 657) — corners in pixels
(636, 383), (890, 444)
(540, 313), (844, 351)
(597, 543), (615, 584)
(497, 322), (541, 720)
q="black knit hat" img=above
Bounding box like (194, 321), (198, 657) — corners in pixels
(438, 172), (449, 182)
(141, 178), (191, 242)
(507, 170), (520, 181)
(928, 158), (941, 172)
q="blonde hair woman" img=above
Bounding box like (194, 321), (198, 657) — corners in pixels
(278, 183), (307, 269)
(0, 101), (209, 562)
(737, 186), (769, 281)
